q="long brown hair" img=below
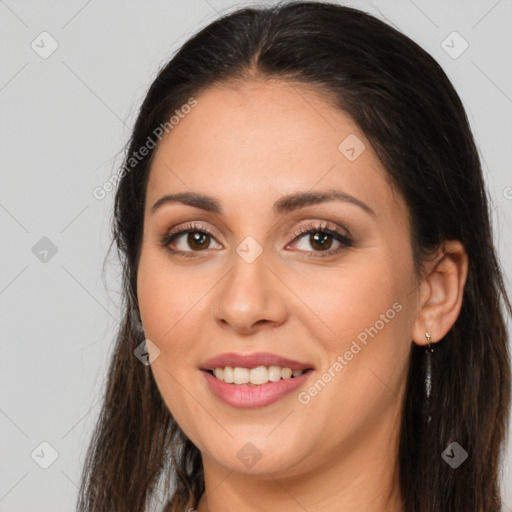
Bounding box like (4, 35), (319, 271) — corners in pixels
(77, 2), (511, 511)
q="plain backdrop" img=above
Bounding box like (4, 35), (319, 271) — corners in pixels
(1, 1), (511, 510)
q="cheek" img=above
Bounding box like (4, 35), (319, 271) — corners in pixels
(136, 253), (198, 417)
(290, 254), (408, 351)
(289, 247), (414, 408)
(137, 249), (209, 436)
(137, 246), (200, 343)
(296, 272), (412, 444)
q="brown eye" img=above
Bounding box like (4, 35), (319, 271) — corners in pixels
(185, 232), (211, 250)
(161, 223), (222, 257)
(162, 221), (352, 259)
(294, 231), (340, 252)
(167, 230), (221, 252)
(287, 222), (353, 258)
(307, 232), (335, 251)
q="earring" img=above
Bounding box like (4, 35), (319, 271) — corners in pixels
(425, 331), (434, 352)
(425, 331), (433, 422)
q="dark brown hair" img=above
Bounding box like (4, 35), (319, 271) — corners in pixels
(77, 2), (511, 511)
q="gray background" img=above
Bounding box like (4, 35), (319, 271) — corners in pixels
(1, 0), (511, 510)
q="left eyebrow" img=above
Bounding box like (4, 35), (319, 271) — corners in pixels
(273, 190), (376, 218)
(151, 189), (376, 218)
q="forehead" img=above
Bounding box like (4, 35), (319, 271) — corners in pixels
(146, 80), (404, 222)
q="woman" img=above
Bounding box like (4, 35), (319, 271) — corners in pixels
(77, 2), (511, 511)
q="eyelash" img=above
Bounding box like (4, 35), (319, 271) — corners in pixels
(160, 221), (353, 259)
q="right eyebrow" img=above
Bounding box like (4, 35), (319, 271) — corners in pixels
(151, 192), (221, 214)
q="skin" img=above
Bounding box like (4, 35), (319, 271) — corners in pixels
(136, 79), (468, 512)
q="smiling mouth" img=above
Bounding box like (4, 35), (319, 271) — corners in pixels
(204, 366), (314, 386)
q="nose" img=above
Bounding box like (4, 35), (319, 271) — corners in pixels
(212, 248), (288, 335)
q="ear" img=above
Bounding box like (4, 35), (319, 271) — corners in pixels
(412, 240), (468, 346)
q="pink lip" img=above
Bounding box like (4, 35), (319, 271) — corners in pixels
(202, 369), (313, 408)
(200, 352), (314, 372)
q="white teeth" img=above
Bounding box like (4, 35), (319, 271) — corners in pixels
(281, 368), (292, 379)
(223, 367), (234, 383)
(268, 366), (282, 381)
(233, 367), (249, 384)
(249, 366), (268, 385)
(210, 365), (306, 385)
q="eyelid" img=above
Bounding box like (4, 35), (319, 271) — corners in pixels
(165, 221), (218, 240)
(161, 219), (353, 257)
(285, 220), (353, 257)
(290, 219), (352, 240)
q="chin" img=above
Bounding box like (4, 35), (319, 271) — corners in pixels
(201, 436), (308, 477)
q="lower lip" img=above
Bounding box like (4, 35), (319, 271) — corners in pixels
(202, 370), (313, 408)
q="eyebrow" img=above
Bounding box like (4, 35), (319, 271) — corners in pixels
(151, 189), (376, 218)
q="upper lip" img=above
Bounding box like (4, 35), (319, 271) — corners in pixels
(201, 352), (315, 372)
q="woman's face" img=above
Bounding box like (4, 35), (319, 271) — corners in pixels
(137, 80), (420, 479)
